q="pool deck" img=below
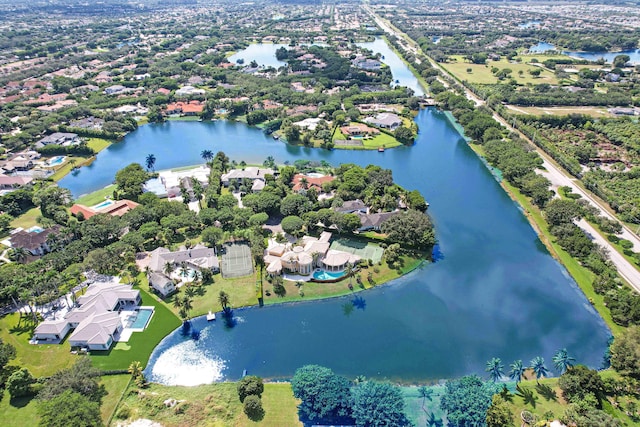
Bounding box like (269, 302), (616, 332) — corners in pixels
(283, 273), (313, 282)
(116, 305), (155, 342)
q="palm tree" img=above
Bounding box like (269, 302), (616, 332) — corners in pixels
(509, 359), (525, 384)
(530, 356), (549, 383)
(9, 247), (29, 263)
(418, 386), (432, 412)
(219, 290), (231, 313)
(239, 160), (247, 170)
(163, 261), (174, 276)
(179, 295), (193, 321)
(345, 262), (355, 289)
(200, 149), (214, 163)
(553, 348), (575, 375)
(192, 178), (204, 208)
(299, 176), (309, 190)
(486, 357), (504, 383)
(128, 361), (143, 379)
(145, 153), (156, 172)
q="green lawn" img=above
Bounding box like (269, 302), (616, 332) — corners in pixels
(362, 132), (401, 149)
(442, 55), (558, 85)
(114, 381), (301, 426)
(74, 184), (116, 205)
(0, 389), (39, 427)
(0, 313), (76, 377)
(50, 156), (96, 182)
(86, 138), (112, 153)
(100, 374), (132, 424)
(90, 283), (181, 370)
(9, 207), (42, 230)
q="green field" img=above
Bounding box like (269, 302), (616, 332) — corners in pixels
(505, 105), (611, 118)
(9, 207), (42, 230)
(330, 237), (384, 263)
(74, 184), (117, 205)
(442, 55), (559, 85)
(115, 381), (301, 427)
(86, 138), (112, 153)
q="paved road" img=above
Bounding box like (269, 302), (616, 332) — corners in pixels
(365, 6), (640, 288)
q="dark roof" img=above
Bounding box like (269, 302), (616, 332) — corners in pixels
(335, 199), (367, 213)
(10, 225), (60, 251)
(358, 211), (399, 230)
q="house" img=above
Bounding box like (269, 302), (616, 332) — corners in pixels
(69, 117), (105, 130)
(70, 199), (139, 220)
(291, 173), (335, 193)
(364, 113), (403, 130)
(9, 225), (61, 256)
(292, 118), (326, 131)
(35, 132), (80, 148)
(148, 244), (219, 297)
(221, 167), (275, 188)
(175, 85), (205, 96)
(0, 175), (33, 190)
(104, 85), (127, 95)
(340, 123), (380, 137)
(334, 199), (368, 214)
(164, 101), (204, 116)
(357, 211), (400, 232)
(264, 232), (360, 276)
(352, 57), (382, 70)
(33, 280), (141, 350)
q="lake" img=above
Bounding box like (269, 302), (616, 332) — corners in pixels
(529, 42), (640, 64)
(228, 44), (289, 68)
(57, 37), (610, 385)
(357, 38), (426, 96)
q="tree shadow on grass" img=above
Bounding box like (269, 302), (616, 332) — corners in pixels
(10, 394), (35, 409)
(516, 384), (538, 408)
(428, 412), (444, 427)
(535, 383), (557, 401)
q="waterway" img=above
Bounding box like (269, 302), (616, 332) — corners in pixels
(357, 38), (425, 96)
(529, 42), (640, 64)
(57, 38), (610, 385)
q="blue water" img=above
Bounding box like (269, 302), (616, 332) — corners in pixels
(49, 155), (65, 166)
(93, 200), (114, 209)
(357, 38), (425, 96)
(529, 42), (556, 53)
(57, 36), (610, 384)
(129, 308), (154, 329)
(228, 44), (289, 68)
(92, 108), (610, 385)
(313, 270), (346, 280)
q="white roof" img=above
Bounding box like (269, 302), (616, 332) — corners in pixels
(69, 312), (120, 346)
(221, 167), (274, 181)
(323, 250), (360, 267)
(34, 319), (68, 335)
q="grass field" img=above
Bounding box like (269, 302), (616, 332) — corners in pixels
(114, 381), (301, 427)
(9, 207), (42, 230)
(442, 55), (558, 85)
(0, 313), (76, 377)
(505, 105), (612, 118)
(74, 184), (116, 205)
(87, 138), (112, 153)
(50, 155), (95, 182)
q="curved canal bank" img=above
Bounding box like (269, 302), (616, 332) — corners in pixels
(75, 107), (610, 385)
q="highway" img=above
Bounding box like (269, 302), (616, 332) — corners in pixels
(365, 6), (640, 289)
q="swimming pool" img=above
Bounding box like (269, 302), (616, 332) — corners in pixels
(312, 270), (346, 281)
(92, 199), (115, 210)
(48, 156), (66, 166)
(27, 226), (44, 233)
(127, 307), (154, 330)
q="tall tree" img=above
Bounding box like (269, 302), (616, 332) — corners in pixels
(553, 348), (576, 375)
(38, 390), (103, 427)
(440, 375), (498, 427)
(200, 149), (214, 163)
(291, 365), (352, 422)
(145, 154), (156, 172)
(351, 381), (411, 427)
(508, 360), (525, 384)
(218, 290), (231, 314)
(530, 356), (549, 383)
(486, 357), (504, 383)
(486, 395), (514, 427)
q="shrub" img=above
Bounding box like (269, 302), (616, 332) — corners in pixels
(237, 375), (264, 402)
(243, 395), (265, 421)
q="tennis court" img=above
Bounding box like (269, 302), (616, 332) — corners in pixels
(330, 238), (383, 263)
(221, 242), (254, 278)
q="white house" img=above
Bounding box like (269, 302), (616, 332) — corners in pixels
(147, 244), (219, 296)
(33, 280), (141, 350)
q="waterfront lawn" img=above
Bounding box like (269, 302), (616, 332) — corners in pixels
(401, 385), (446, 427)
(50, 156), (95, 182)
(116, 381), (301, 426)
(86, 137), (112, 153)
(0, 313), (76, 377)
(9, 207), (42, 230)
(90, 285), (181, 370)
(74, 184), (117, 205)
(263, 254), (424, 305)
(362, 132), (401, 149)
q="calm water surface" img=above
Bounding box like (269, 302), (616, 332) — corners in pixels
(59, 37), (610, 384)
(529, 42), (640, 64)
(228, 44), (288, 68)
(67, 109), (609, 385)
(357, 38), (425, 96)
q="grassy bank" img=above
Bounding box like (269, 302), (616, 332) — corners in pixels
(114, 381), (301, 427)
